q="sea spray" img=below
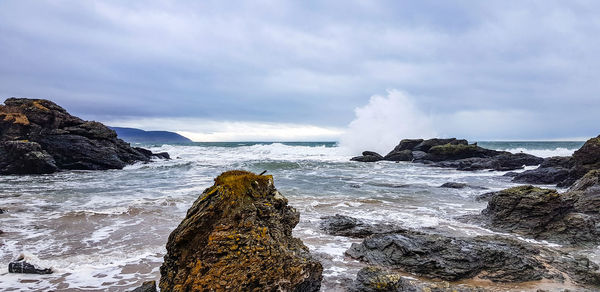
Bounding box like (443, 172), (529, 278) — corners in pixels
(339, 90), (437, 155)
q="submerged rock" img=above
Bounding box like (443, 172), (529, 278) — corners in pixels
(0, 98), (167, 175)
(346, 232), (600, 286)
(350, 266), (485, 292)
(8, 258), (52, 274)
(159, 170), (323, 291)
(439, 182), (468, 189)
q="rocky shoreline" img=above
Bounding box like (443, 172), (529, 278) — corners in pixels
(0, 98), (168, 175)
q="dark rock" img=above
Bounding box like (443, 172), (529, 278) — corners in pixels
(159, 171), (323, 291)
(383, 149), (413, 161)
(439, 182), (468, 189)
(0, 208), (4, 214)
(152, 152), (170, 159)
(503, 171), (519, 177)
(0, 98), (167, 174)
(425, 144), (500, 162)
(8, 258), (52, 274)
(319, 214), (404, 238)
(512, 167), (570, 185)
(346, 232), (600, 286)
(568, 170), (600, 215)
(352, 151), (384, 162)
(130, 281), (157, 292)
(389, 139), (424, 152)
(0, 141), (57, 174)
(411, 150), (427, 160)
(475, 191), (497, 202)
(350, 266), (485, 292)
(413, 138), (468, 152)
(480, 184), (600, 245)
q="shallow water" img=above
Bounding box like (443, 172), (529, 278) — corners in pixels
(0, 142), (596, 291)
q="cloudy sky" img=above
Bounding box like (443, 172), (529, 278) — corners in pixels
(1, 1), (599, 142)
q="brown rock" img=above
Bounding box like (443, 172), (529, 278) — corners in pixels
(159, 170), (323, 291)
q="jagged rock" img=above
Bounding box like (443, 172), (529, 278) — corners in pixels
(130, 281), (157, 292)
(319, 214), (404, 238)
(480, 184), (600, 245)
(0, 98), (167, 174)
(352, 151), (384, 162)
(8, 257), (52, 274)
(350, 266), (486, 292)
(512, 167), (570, 185)
(354, 138), (543, 172)
(159, 170), (323, 291)
(346, 232), (600, 286)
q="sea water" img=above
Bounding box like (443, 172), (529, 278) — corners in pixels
(0, 141), (595, 291)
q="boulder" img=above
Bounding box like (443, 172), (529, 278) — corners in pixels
(346, 232), (600, 286)
(439, 182), (468, 189)
(382, 149), (413, 162)
(0, 98), (167, 174)
(350, 266), (485, 292)
(480, 184), (600, 245)
(413, 138), (468, 152)
(159, 170), (323, 291)
(351, 151), (384, 162)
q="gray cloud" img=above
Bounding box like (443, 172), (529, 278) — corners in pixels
(0, 0), (599, 139)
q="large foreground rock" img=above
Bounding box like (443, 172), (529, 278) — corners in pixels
(351, 138), (543, 171)
(346, 232), (600, 286)
(159, 171), (323, 291)
(0, 98), (166, 174)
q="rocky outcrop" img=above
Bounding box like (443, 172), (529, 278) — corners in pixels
(352, 138), (543, 171)
(512, 136), (600, 187)
(350, 266), (485, 292)
(346, 232), (600, 286)
(479, 173), (600, 245)
(159, 171), (323, 291)
(0, 98), (166, 174)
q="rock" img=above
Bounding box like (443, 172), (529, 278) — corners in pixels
(0, 141), (57, 174)
(568, 170), (600, 216)
(8, 258), (52, 274)
(350, 266), (485, 292)
(383, 149), (413, 162)
(130, 281), (157, 292)
(159, 170), (323, 291)
(319, 214), (404, 238)
(346, 232), (600, 286)
(353, 137), (543, 172)
(480, 184), (600, 245)
(352, 151), (384, 162)
(0, 98), (167, 174)
(133, 147), (170, 160)
(439, 182), (468, 189)
(413, 138), (468, 152)
(512, 167), (570, 185)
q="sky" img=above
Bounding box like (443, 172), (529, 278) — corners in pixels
(1, 1), (599, 144)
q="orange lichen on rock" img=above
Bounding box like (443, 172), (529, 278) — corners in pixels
(1, 113), (30, 125)
(160, 170), (322, 292)
(32, 100), (50, 111)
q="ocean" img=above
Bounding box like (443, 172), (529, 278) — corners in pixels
(0, 141), (597, 291)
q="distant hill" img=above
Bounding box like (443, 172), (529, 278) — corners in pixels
(110, 127), (193, 144)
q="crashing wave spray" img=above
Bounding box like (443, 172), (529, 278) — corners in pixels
(339, 90), (437, 155)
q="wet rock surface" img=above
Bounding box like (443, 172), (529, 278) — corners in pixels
(130, 281), (157, 292)
(350, 266), (485, 292)
(512, 136), (600, 187)
(8, 258), (53, 274)
(159, 170), (323, 291)
(0, 98), (166, 174)
(352, 138), (543, 171)
(319, 214), (405, 238)
(346, 231), (600, 286)
(479, 181), (600, 246)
